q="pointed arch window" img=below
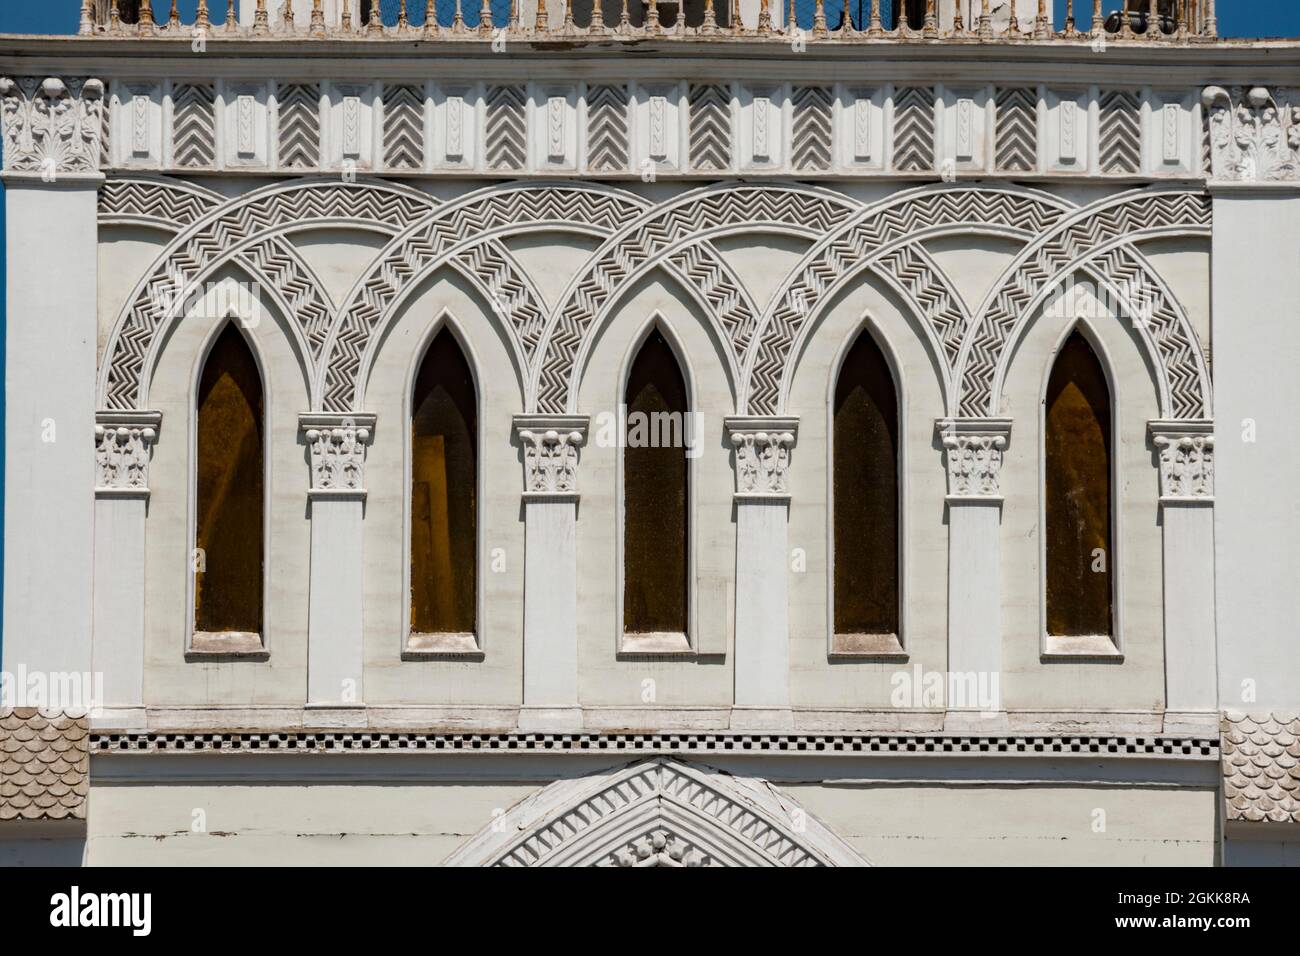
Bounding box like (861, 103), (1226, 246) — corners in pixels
(193, 324), (265, 646)
(832, 329), (901, 654)
(410, 329), (478, 640)
(623, 328), (690, 645)
(1044, 331), (1114, 642)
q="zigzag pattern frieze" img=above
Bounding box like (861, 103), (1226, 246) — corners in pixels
(485, 85), (528, 172)
(892, 87), (935, 172)
(321, 186), (648, 410)
(958, 190), (1212, 418)
(586, 84), (630, 173)
(98, 178), (221, 229)
(745, 187), (1071, 414)
(791, 87), (834, 172)
(101, 181), (438, 409)
(383, 84), (425, 171)
(171, 83), (216, 169)
(534, 187), (857, 413)
(277, 83), (321, 169)
(995, 88), (1038, 173)
(689, 84), (732, 172)
(1099, 90), (1142, 175)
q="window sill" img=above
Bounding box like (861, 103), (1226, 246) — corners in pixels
(403, 632), (484, 661)
(1041, 634), (1123, 662)
(186, 631), (268, 662)
(829, 633), (907, 661)
(618, 632), (695, 659)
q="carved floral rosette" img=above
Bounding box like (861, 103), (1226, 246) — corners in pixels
(1203, 86), (1300, 183)
(95, 411), (161, 496)
(1149, 420), (1214, 502)
(937, 418), (1012, 500)
(0, 76), (105, 177)
(514, 416), (588, 497)
(300, 414), (375, 496)
(725, 417), (798, 498)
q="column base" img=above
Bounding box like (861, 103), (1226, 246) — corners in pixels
(517, 706), (584, 733)
(729, 706), (795, 731)
(942, 709), (1010, 735)
(303, 704), (368, 729)
(1162, 710), (1221, 737)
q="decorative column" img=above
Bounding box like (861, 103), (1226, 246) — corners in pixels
(1, 77), (104, 706)
(301, 413), (374, 725)
(1150, 420), (1218, 735)
(92, 413), (161, 727)
(937, 418), (1012, 731)
(514, 415), (588, 732)
(724, 417), (797, 730)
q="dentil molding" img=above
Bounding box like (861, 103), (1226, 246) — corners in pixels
(94, 411), (161, 496)
(514, 415), (588, 497)
(725, 417), (798, 499)
(300, 413), (375, 497)
(937, 418), (1013, 501)
(0, 76), (104, 179)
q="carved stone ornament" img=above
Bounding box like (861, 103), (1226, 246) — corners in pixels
(938, 418), (1012, 499)
(0, 76), (105, 177)
(300, 414), (375, 495)
(1149, 420), (1214, 502)
(514, 416), (588, 497)
(443, 756), (869, 867)
(94, 412), (161, 495)
(1203, 86), (1300, 183)
(725, 417), (798, 498)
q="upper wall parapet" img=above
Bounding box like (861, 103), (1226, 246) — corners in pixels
(77, 0), (1219, 45)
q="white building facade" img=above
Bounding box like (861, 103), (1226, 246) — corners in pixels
(1, 0), (1298, 867)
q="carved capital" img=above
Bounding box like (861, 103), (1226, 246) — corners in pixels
(725, 417), (798, 498)
(1203, 86), (1300, 184)
(1149, 420), (1214, 503)
(938, 418), (1012, 500)
(300, 413), (375, 497)
(0, 76), (105, 180)
(514, 415), (588, 497)
(95, 411), (161, 496)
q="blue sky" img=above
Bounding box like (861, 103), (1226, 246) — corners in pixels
(0, 0), (1295, 653)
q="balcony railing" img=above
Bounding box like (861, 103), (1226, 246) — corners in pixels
(77, 1), (1219, 42)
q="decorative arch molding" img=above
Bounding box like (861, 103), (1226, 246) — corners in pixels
(443, 757), (870, 868)
(955, 187), (1212, 419)
(99, 177), (442, 410)
(751, 183), (1076, 416)
(533, 182), (861, 414)
(98, 175), (223, 231)
(328, 181), (651, 413)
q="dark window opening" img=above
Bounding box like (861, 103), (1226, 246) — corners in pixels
(410, 329), (478, 635)
(194, 324), (264, 634)
(833, 330), (900, 637)
(1045, 331), (1114, 638)
(623, 328), (689, 635)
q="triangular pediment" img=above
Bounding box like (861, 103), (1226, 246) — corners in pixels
(443, 757), (869, 867)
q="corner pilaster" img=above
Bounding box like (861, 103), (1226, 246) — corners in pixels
(1149, 420), (1218, 735)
